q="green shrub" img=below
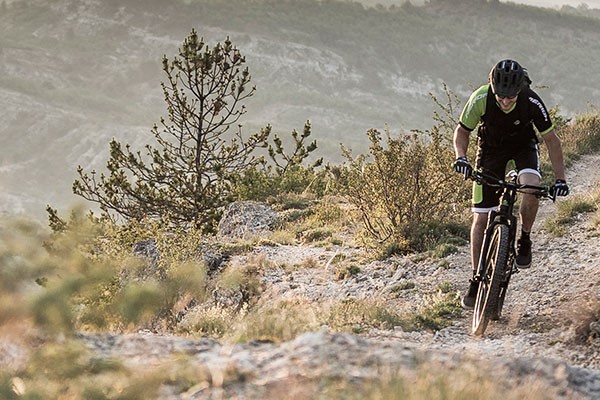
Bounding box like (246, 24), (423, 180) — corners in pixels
(335, 264), (361, 280)
(337, 127), (469, 254)
(560, 111), (600, 156)
(301, 227), (333, 243)
(390, 280), (416, 294)
(325, 298), (405, 333)
(232, 121), (326, 203)
(229, 298), (320, 342)
(178, 305), (238, 337)
(432, 243), (458, 258)
(404, 290), (462, 331)
(273, 195), (357, 247)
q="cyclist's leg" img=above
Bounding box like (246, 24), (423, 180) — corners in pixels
(470, 212), (488, 274)
(514, 141), (542, 268)
(517, 171), (541, 232)
(514, 141), (542, 233)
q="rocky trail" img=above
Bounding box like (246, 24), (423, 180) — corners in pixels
(71, 153), (600, 399)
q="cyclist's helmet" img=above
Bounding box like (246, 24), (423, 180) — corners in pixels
(489, 59), (525, 97)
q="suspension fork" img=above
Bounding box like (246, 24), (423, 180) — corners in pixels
(475, 209), (517, 283)
(474, 210), (501, 282)
(498, 188), (518, 261)
(474, 186), (519, 282)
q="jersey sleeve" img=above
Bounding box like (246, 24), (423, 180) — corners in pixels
(526, 89), (554, 135)
(459, 85), (489, 131)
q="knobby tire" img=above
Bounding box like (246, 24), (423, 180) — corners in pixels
(472, 224), (510, 336)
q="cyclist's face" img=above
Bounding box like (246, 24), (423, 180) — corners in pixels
(495, 94), (518, 111)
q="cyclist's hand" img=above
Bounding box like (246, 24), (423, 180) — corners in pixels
(452, 156), (472, 179)
(551, 179), (569, 197)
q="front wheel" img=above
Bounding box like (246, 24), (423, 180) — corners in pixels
(472, 224), (510, 335)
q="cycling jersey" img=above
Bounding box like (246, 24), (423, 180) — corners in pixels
(458, 84), (554, 212)
(459, 84), (554, 148)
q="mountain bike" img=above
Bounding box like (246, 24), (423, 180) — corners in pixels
(469, 168), (556, 336)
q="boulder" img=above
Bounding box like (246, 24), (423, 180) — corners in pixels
(218, 201), (278, 239)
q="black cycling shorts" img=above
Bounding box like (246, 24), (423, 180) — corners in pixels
(472, 140), (541, 213)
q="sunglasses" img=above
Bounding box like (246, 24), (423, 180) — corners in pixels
(495, 93), (518, 101)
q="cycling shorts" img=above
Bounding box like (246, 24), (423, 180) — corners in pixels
(472, 140), (541, 213)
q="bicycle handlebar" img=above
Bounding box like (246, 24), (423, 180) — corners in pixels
(468, 169), (556, 202)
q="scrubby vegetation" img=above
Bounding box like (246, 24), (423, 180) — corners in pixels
(70, 30), (321, 233)
(335, 87), (470, 255)
(3, 0), (600, 222)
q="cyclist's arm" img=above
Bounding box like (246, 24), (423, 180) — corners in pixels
(541, 129), (566, 181)
(454, 85), (487, 158)
(453, 124), (472, 159)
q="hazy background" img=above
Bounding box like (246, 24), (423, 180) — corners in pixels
(506, 0), (600, 7)
(1, 0), (599, 221)
(361, 0), (600, 8)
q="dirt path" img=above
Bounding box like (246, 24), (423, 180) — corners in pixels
(421, 152), (600, 367)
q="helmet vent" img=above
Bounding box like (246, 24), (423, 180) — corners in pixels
(490, 59), (525, 97)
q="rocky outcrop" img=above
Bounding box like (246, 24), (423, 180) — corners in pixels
(217, 201), (278, 240)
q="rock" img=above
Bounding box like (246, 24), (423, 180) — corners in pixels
(130, 238), (165, 280)
(218, 201), (278, 239)
(212, 287), (246, 310)
(132, 238), (160, 262)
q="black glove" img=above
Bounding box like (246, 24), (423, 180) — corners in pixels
(452, 156), (472, 179)
(551, 179), (569, 197)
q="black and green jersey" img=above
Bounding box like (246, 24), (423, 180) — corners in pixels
(459, 84), (554, 147)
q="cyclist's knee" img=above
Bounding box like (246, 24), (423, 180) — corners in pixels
(517, 171), (541, 185)
(472, 212), (488, 231)
(518, 171), (541, 195)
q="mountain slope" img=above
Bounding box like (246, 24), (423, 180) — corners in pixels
(1, 0), (600, 218)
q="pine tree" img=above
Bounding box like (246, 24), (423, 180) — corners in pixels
(72, 30), (270, 232)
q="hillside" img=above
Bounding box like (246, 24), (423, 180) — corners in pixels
(1, 0), (600, 219)
(3, 146), (600, 398)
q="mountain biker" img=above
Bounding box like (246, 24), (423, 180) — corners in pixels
(452, 59), (569, 309)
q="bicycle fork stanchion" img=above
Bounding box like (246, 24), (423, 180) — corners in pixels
(491, 208), (517, 321)
(474, 212), (496, 282)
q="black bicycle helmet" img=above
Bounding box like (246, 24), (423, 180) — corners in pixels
(489, 59), (525, 97)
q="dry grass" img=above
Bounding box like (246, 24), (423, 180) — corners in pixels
(544, 193), (598, 236)
(238, 359), (560, 400)
(562, 293), (600, 344)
